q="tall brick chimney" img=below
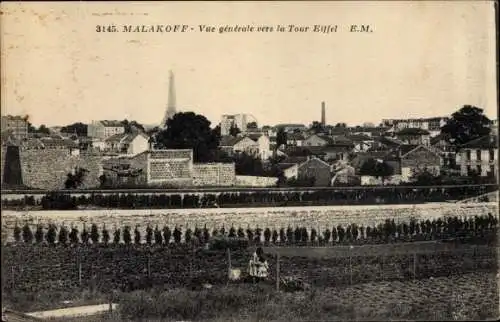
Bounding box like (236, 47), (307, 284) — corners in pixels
(321, 101), (326, 127)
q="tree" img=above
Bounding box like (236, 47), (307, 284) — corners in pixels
(146, 225), (153, 245)
(311, 121), (324, 134)
(35, 225), (44, 244)
(272, 229), (279, 244)
(276, 127), (287, 150)
(65, 168), (88, 189)
(233, 152), (266, 176)
(121, 120), (145, 133)
(112, 227), (120, 244)
(247, 122), (258, 130)
(359, 158), (394, 183)
(102, 225), (110, 245)
(154, 225), (163, 244)
(134, 226), (141, 244)
(81, 225), (90, 244)
(13, 222), (21, 242)
(229, 124), (241, 137)
(60, 122), (88, 137)
(441, 105), (491, 145)
(58, 225), (68, 245)
(185, 227), (192, 244)
(37, 124), (51, 135)
(173, 226), (182, 244)
(22, 223), (33, 244)
(46, 224), (57, 245)
(90, 223), (99, 244)
(228, 226), (236, 238)
(264, 228), (271, 243)
(123, 226), (132, 245)
(155, 112), (221, 162)
(69, 226), (79, 244)
(335, 123), (347, 128)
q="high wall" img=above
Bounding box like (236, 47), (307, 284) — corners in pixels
(19, 149), (103, 190)
(192, 163), (235, 186)
(235, 175), (278, 187)
(0, 146), (7, 186)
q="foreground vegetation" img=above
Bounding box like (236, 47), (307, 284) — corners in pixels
(10, 213), (498, 246)
(3, 272), (498, 321)
(1, 184), (496, 210)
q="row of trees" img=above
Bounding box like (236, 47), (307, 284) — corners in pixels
(31, 185), (496, 209)
(12, 213), (497, 246)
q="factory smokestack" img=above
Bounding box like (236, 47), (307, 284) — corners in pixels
(321, 101), (326, 126)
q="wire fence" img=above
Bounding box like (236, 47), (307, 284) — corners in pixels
(2, 242), (497, 295)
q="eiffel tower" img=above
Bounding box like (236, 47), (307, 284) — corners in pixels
(161, 70), (176, 128)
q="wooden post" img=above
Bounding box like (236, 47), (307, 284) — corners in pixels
(413, 252), (417, 280)
(349, 250), (353, 285)
(11, 266), (14, 291)
(147, 252), (151, 279)
(276, 252), (280, 292)
(78, 253), (82, 286)
(227, 248), (231, 285)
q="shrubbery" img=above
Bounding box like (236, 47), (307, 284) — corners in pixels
(13, 213), (497, 246)
(2, 184), (496, 210)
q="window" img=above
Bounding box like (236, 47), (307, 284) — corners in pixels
(476, 150), (481, 161)
(466, 150), (471, 161)
(489, 149), (495, 161)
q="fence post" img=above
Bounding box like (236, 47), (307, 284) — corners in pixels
(227, 248), (231, 285)
(413, 252), (417, 280)
(11, 266), (15, 292)
(78, 252), (82, 287)
(276, 252), (280, 292)
(349, 248), (353, 285)
(147, 252), (151, 279)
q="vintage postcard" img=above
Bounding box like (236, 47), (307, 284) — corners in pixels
(1, 1), (498, 321)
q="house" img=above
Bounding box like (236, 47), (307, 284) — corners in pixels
(297, 156), (332, 186)
(399, 145), (442, 181)
(430, 134), (457, 168)
(104, 132), (150, 155)
(350, 150), (401, 176)
(246, 133), (272, 160)
(346, 134), (375, 152)
(382, 117), (449, 137)
(1, 115), (29, 141)
(219, 135), (259, 157)
(331, 165), (357, 185)
(394, 128), (431, 146)
(88, 120), (125, 140)
(456, 134), (498, 178)
(276, 163), (299, 179)
(286, 132), (305, 146)
(302, 134), (333, 147)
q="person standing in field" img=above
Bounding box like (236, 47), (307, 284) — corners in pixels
(248, 247), (269, 283)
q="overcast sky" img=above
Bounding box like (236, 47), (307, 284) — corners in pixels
(1, 1), (497, 128)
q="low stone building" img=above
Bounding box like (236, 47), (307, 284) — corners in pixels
(399, 145), (442, 181)
(297, 156), (332, 187)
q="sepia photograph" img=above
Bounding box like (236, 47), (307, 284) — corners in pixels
(1, 1), (499, 321)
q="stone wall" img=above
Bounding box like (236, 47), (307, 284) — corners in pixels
(1, 146), (7, 186)
(19, 149), (103, 190)
(192, 163), (235, 186)
(235, 175), (278, 187)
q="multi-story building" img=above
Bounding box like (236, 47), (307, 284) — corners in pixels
(88, 120), (125, 140)
(1, 115), (29, 140)
(456, 134), (498, 178)
(382, 117), (449, 137)
(220, 114), (257, 135)
(104, 132), (150, 155)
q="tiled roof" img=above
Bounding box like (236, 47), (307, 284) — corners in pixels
(276, 162), (298, 170)
(345, 134), (373, 142)
(39, 137), (78, 149)
(396, 128), (430, 136)
(219, 135), (249, 147)
(460, 135), (498, 149)
(100, 120), (124, 127)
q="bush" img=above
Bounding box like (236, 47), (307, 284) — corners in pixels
(113, 228), (121, 244)
(22, 223), (33, 244)
(123, 226), (132, 245)
(69, 226), (79, 244)
(154, 225), (163, 244)
(134, 226), (141, 244)
(185, 227), (192, 244)
(146, 225), (153, 245)
(102, 225), (110, 245)
(264, 228), (271, 243)
(272, 229), (279, 243)
(46, 224), (57, 245)
(35, 225), (44, 244)
(81, 225), (90, 244)
(58, 225), (68, 245)
(91, 223), (99, 244)
(13, 222), (21, 242)
(163, 226), (171, 245)
(173, 227), (182, 244)
(209, 237), (249, 251)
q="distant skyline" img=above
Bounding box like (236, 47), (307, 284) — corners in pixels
(1, 1), (497, 128)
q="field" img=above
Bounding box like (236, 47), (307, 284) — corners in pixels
(1, 202), (497, 243)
